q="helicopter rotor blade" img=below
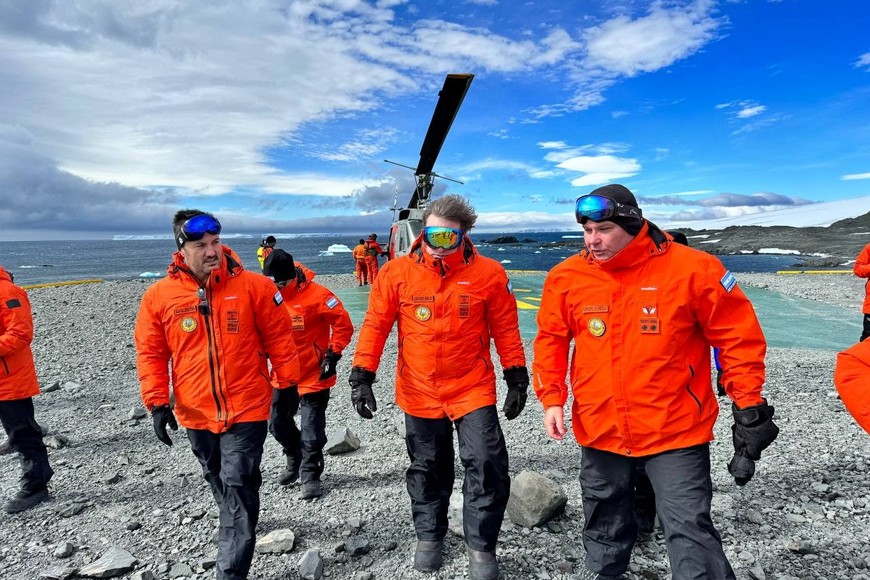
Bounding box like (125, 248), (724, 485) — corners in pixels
(407, 73), (474, 208)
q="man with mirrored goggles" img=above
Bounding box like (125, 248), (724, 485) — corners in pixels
(350, 194), (528, 580)
(533, 184), (775, 580)
(135, 209), (300, 580)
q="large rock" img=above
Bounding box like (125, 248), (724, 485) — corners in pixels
(506, 470), (567, 528)
(299, 548), (323, 579)
(325, 426), (361, 455)
(78, 547), (137, 578)
(255, 529), (296, 554)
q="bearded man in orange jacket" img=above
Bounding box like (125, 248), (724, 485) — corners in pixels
(135, 210), (300, 580)
(533, 185), (778, 580)
(263, 249), (354, 499)
(0, 265), (54, 514)
(349, 194), (528, 580)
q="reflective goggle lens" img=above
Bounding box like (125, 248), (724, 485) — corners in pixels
(423, 226), (463, 250)
(575, 195), (642, 223)
(177, 214), (222, 249)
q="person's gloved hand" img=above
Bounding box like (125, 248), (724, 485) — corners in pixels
(274, 385), (299, 418)
(152, 404), (178, 447)
(349, 366), (377, 419)
(728, 400), (779, 485)
(502, 366), (530, 420)
(319, 349), (342, 380)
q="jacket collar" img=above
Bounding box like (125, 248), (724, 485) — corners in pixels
(167, 245), (244, 286)
(586, 221), (671, 272)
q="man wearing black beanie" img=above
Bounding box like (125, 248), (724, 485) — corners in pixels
(533, 184), (778, 580)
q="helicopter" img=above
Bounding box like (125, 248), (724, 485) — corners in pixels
(384, 73), (474, 259)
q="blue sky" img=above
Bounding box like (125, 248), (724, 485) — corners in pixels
(0, 0), (868, 240)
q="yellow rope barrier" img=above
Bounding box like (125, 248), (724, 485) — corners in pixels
(22, 279), (104, 290)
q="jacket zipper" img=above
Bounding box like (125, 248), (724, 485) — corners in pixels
(200, 284), (228, 428)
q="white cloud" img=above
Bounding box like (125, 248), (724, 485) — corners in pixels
(856, 52), (870, 70)
(843, 172), (870, 181)
(736, 104), (766, 118)
(582, 1), (721, 77)
(556, 154), (641, 187)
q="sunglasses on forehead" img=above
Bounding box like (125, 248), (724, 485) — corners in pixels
(176, 214), (222, 249)
(422, 226), (464, 251)
(575, 194), (643, 223)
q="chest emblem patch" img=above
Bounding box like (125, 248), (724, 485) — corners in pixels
(588, 317), (606, 338)
(181, 317), (197, 333)
(415, 305), (432, 322)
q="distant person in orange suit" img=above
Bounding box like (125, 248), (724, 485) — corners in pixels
(364, 233), (385, 283)
(853, 242), (870, 342)
(352, 239), (368, 286)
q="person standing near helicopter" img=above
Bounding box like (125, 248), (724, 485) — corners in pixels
(349, 194), (528, 580)
(364, 233), (385, 283)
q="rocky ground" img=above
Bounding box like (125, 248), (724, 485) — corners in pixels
(1, 273), (870, 580)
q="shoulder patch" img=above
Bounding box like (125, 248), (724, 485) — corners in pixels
(5, 298), (21, 308)
(720, 271), (737, 293)
(325, 296), (339, 309)
(273, 291), (284, 305)
(506, 280), (514, 295)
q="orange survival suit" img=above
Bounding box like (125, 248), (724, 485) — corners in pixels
(364, 236), (384, 283)
(835, 339), (870, 434)
(533, 222), (767, 457)
(0, 266), (39, 401)
(352, 241), (368, 285)
(353, 236), (526, 419)
(135, 246), (301, 433)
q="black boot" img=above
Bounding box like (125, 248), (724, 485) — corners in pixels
(5, 487), (49, 514)
(414, 540), (443, 572)
(467, 547), (498, 580)
(278, 455), (300, 485)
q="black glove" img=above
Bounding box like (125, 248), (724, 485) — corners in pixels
(152, 404), (178, 447)
(349, 366), (377, 419)
(502, 366), (529, 420)
(715, 369), (726, 397)
(319, 349), (342, 380)
(728, 401), (779, 485)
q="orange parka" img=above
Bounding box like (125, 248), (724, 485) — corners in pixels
(853, 243), (870, 313)
(0, 266), (39, 401)
(834, 339), (870, 435)
(533, 222), (767, 457)
(135, 247), (300, 433)
(353, 237), (526, 420)
(271, 266), (354, 395)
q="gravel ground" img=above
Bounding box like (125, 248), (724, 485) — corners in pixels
(1, 272), (869, 580)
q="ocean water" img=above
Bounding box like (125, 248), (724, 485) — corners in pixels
(0, 233), (815, 287)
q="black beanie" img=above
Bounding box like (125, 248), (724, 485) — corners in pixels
(263, 249), (297, 284)
(587, 183), (644, 236)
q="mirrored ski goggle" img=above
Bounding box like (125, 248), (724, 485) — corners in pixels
(176, 214), (222, 248)
(575, 194), (643, 223)
(422, 226), (464, 250)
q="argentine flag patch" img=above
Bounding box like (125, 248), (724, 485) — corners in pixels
(720, 271), (737, 293)
(506, 280), (514, 295)
(326, 296), (339, 309)
(273, 290), (284, 305)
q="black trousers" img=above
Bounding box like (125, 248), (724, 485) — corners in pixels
(404, 405), (510, 552)
(581, 444), (735, 579)
(187, 422), (267, 580)
(0, 397), (53, 491)
(861, 314), (870, 342)
(633, 460), (656, 522)
(269, 388), (329, 483)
